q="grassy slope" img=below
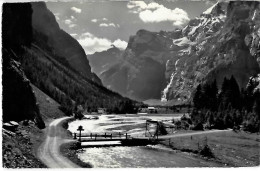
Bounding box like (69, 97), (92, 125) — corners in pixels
(31, 84), (65, 122)
(161, 131), (260, 167)
(32, 84), (91, 168)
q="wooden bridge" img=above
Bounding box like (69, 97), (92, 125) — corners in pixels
(73, 132), (158, 147)
(74, 120), (168, 148)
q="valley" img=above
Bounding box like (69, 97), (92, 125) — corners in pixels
(2, 0), (260, 169)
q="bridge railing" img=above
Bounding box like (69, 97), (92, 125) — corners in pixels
(74, 132), (131, 141)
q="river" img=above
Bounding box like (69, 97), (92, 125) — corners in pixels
(68, 114), (222, 168)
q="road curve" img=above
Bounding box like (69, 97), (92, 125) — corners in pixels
(37, 117), (80, 168)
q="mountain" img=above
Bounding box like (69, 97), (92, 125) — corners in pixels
(31, 2), (101, 84)
(164, 1), (260, 103)
(100, 29), (176, 101)
(2, 2), (139, 129)
(87, 45), (124, 76)
(92, 1), (260, 103)
(2, 3), (45, 128)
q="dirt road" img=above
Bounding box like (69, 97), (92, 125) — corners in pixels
(37, 117), (80, 168)
(158, 129), (232, 139)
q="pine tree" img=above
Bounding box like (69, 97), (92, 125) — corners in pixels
(210, 79), (218, 111)
(193, 84), (203, 110)
(229, 75), (241, 109)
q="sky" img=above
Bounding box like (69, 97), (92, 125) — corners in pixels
(46, 0), (217, 55)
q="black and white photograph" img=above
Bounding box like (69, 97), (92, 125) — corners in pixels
(1, 0), (260, 168)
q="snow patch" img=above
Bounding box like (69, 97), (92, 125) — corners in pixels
(173, 37), (192, 46)
(188, 25), (199, 36)
(203, 2), (219, 15)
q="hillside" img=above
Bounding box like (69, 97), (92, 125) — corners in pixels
(2, 2), (138, 168)
(2, 3), (45, 128)
(31, 2), (101, 84)
(21, 2), (139, 114)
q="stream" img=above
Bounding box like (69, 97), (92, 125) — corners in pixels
(68, 114), (222, 168)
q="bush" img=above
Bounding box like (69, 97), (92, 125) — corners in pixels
(192, 123), (204, 130)
(200, 144), (214, 158)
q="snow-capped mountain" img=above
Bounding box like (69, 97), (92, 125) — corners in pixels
(163, 1), (260, 103)
(90, 1), (260, 103)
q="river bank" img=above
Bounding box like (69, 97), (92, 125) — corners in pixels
(59, 118), (92, 168)
(64, 114), (229, 167)
(161, 130), (260, 167)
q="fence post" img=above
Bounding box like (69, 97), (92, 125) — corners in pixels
(111, 133), (113, 139)
(105, 133), (106, 138)
(90, 133), (92, 139)
(95, 134), (97, 141)
(119, 132), (121, 138)
(74, 133), (77, 139)
(126, 133), (128, 139)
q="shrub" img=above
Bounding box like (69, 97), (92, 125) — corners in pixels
(192, 123), (204, 130)
(200, 144), (214, 158)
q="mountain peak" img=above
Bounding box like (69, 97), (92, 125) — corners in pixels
(202, 2), (227, 17)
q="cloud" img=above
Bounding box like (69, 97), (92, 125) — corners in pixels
(82, 32), (94, 37)
(64, 19), (72, 25)
(113, 39), (128, 50)
(71, 7), (82, 13)
(64, 17), (77, 28)
(91, 19), (98, 23)
(70, 33), (78, 37)
(127, 1), (189, 26)
(69, 24), (77, 28)
(127, 1), (163, 12)
(77, 32), (127, 54)
(54, 13), (60, 21)
(102, 18), (108, 21)
(99, 23), (117, 27)
(70, 16), (76, 20)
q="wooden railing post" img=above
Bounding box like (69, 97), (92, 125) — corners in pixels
(111, 133), (113, 139)
(126, 133), (128, 139)
(74, 133), (77, 139)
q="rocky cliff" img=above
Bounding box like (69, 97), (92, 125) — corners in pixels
(2, 3), (45, 128)
(96, 1), (260, 103)
(101, 29), (175, 100)
(31, 2), (101, 84)
(164, 1), (260, 103)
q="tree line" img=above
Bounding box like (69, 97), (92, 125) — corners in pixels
(191, 75), (260, 133)
(21, 48), (139, 115)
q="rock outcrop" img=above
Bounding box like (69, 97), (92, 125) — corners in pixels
(164, 1), (260, 102)
(2, 3), (45, 128)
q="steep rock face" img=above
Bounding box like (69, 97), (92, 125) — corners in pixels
(99, 3), (227, 101)
(2, 3), (45, 128)
(31, 2), (101, 84)
(101, 29), (175, 101)
(163, 1), (260, 103)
